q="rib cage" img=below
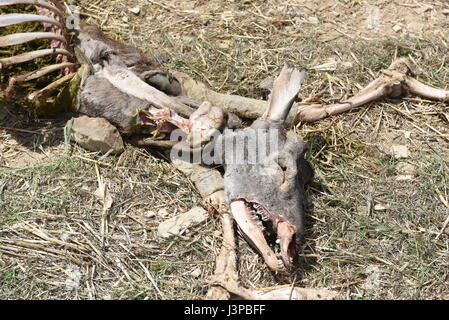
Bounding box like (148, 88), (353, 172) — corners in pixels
(0, 0), (78, 114)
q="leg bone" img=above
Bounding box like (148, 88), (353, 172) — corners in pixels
(0, 0), (65, 20)
(405, 77), (449, 101)
(295, 58), (449, 124)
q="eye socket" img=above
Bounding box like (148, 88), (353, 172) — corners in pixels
(275, 156), (288, 185)
(276, 154), (299, 189)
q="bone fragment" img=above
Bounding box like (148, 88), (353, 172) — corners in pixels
(0, 13), (63, 28)
(0, 0), (65, 19)
(0, 49), (73, 68)
(0, 32), (66, 47)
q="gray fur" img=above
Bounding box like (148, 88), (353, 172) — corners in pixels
(217, 119), (313, 249)
(75, 22), (184, 132)
(78, 75), (148, 134)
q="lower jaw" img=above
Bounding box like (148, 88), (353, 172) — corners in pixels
(230, 200), (296, 272)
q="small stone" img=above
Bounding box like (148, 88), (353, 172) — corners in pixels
(146, 211), (157, 218)
(397, 163), (416, 175)
(60, 232), (71, 242)
(217, 40), (231, 49)
(419, 5), (433, 14)
(312, 60), (338, 72)
(340, 61), (354, 69)
(308, 16), (319, 25)
(364, 266), (382, 291)
(65, 265), (82, 290)
(392, 25), (402, 33)
(183, 10), (199, 15)
(158, 208), (170, 218)
(190, 268), (202, 278)
(374, 204), (388, 211)
(128, 7), (141, 15)
(390, 145), (410, 159)
(70, 116), (124, 155)
(443, 9), (449, 15)
(396, 175), (413, 181)
(158, 207), (208, 238)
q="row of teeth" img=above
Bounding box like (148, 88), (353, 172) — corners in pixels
(251, 204), (270, 222)
(246, 204), (287, 269)
(251, 215), (265, 230)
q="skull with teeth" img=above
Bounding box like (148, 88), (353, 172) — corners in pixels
(216, 67), (313, 272)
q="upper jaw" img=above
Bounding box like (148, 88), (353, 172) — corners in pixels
(230, 199), (298, 273)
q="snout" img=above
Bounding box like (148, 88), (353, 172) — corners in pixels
(229, 199), (299, 272)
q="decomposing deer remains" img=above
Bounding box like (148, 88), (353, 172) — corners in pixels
(1, 0), (448, 300)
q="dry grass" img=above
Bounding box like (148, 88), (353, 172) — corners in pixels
(1, 0), (448, 299)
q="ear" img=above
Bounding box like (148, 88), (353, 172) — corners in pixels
(264, 66), (305, 123)
(285, 132), (308, 158)
(283, 134), (313, 184)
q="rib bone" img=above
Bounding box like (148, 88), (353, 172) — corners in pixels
(0, 32), (66, 47)
(6, 62), (76, 97)
(28, 72), (76, 102)
(0, 0), (65, 19)
(0, 48), (73, 68)
(0, 13), (63, 29)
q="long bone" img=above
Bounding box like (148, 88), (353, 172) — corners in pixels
(295, 58), (449, 123)
(0, 0), (65, 19)
(0, 13), (63, 28)
(172, 58), (448, 126)
(0, 32), (66, 47)
(0, 48), (73, 68)
(97, 65), (196, 118)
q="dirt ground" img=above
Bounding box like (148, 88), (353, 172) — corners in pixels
(0, 0), (448, 300)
